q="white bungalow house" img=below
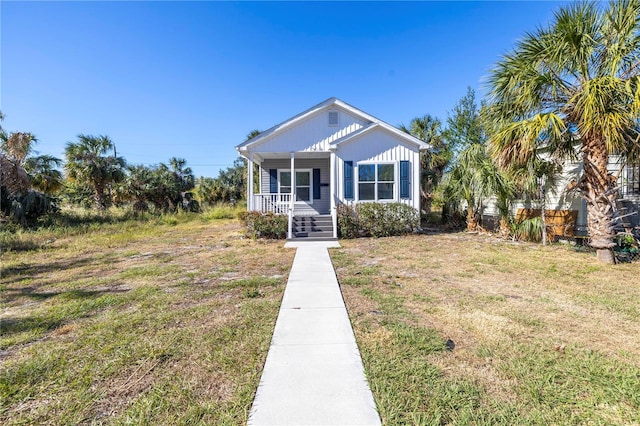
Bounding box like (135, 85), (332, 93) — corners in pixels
(236, 97), (429, 240)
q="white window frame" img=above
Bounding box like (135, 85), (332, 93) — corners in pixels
(278, 169), (314, 204)
(356, 162), (396, 202)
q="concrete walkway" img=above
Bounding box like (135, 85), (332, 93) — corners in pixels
(248, 241), (381, 426)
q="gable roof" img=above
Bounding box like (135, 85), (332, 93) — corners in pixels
(236, 97), (429, 152)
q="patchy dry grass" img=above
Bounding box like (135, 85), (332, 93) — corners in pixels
(332, 233), (640, 425)
(5, 217), (639, 425)
(1, 214), (294, 425)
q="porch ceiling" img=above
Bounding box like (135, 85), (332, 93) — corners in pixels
(253, 151), (331, 160)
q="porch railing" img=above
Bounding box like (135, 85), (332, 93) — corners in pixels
(252, 193), (292, 215)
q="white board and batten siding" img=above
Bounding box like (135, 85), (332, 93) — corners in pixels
(249, 108), (368, 154)
(336, 127), (421, 211)
(260, 158), (331, 215)
(482, 155), (640, 232)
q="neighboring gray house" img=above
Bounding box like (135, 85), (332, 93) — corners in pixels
(236, 98), (429, 240)
(616, 160), (640, 227)
(482, 155), (640, 235)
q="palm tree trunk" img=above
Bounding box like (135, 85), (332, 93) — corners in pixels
(420, 189), (432, 217)
(94, 185), (106, 211)
(540, 179), (547, 246)
(581, 138), (617, 264)
(466, 205), (478, 232)
(499, 216), (511, 239)
(441, 203), (450, 223)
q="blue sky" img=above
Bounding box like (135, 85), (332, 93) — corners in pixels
(2, 1), (567, 178)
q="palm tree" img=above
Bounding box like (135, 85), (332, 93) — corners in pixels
(0, 122), (61, 223)
(64, 134), (126, 210)
(0, 131), (63, 195)
(439, 88), (514, 231)
(400, 115), (451, 215)
(0, 131), (35, 164)
(0, 132), (35, 195)
(168, 157), (195, 193)
(246, 129), (261, 141)
(24, 155), (63, 195)
(442, 143), (510, 231)
(487, 0), (640, 263)
(120, 164), (155, 213)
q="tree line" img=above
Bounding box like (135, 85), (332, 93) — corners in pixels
(403, 88), (546, 235)
(0, 116), (250, 225)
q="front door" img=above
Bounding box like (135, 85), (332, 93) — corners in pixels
(279, 170), (312, 203)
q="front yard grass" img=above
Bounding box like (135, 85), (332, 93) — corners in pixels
(4, 217), (640, 425)
(1, 214), (294, 425)
(332, 233), (640, 425)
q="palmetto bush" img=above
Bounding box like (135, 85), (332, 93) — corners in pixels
(511, 217), (543, 243)
(0, 187), (58, 226)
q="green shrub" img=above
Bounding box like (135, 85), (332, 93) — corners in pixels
(238, 211), (287, 239)
(337, 202), (420, 239)
(617, 233), (638, 249)
(337, 204), (360, 239)
(512, 217), (542, 242)
(1, 188), (59, 226)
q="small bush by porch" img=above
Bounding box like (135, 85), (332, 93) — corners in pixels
(238, 211), (288, 239)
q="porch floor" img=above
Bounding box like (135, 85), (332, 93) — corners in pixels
(247, 243), (381, 425)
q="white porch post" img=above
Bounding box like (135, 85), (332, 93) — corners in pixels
(290, 151), (296, 203)
(330, 151), (337, 239)
(413, 151), (421, 211)
(247, 153), (254, 211)
(288, 152), (295, 239)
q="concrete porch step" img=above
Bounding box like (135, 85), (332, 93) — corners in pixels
(291, 215), (334, 240)
(293, 226), (333, 232)
(287, 235), (338, 241)
(292, 232), (335, 239)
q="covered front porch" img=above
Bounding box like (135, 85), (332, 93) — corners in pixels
(246, 151), (338, 239)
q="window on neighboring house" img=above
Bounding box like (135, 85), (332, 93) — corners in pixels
(358, 163), (395, 201)
(279, 170), (312, 202)
(624, 162), (640, 195)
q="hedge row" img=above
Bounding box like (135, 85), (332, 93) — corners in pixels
(337, 202), (419, 238)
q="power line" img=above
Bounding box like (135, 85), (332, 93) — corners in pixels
(132, 163), (235, 167)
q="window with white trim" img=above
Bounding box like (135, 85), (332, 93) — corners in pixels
(358, 163), (395, 201)
(279, 170), (312, 202)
